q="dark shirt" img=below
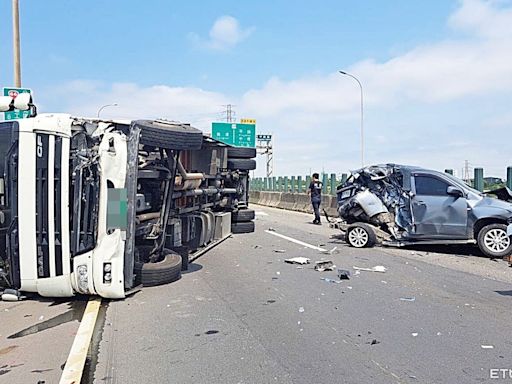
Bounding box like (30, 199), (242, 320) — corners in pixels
(309, 180), (322, 202)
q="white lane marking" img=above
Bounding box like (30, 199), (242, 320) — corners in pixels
(265, 230), (326, 252)
(255, 211), (269, 216)
(59, 297), (101, 384)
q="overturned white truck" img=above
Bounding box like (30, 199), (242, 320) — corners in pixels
(0, 98), (256, 299)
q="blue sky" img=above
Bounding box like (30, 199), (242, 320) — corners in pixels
(1, 0), (511, 177)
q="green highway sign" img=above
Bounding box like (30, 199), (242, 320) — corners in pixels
(212, 122), (256, 147)
(3, 87), (32, 120)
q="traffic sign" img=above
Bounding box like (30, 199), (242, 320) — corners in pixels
(3, 87), (32, 120)
(240, 118), (256, 124)
(212, 122), (256, 147)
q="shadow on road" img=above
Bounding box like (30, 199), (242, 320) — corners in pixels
(182, 263), (203, 274)
(495, 290), (512, 296)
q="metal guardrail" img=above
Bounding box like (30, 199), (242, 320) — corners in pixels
(250, 166), (512, 194)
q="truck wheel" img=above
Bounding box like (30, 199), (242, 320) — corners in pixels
(231, 221), (255, 234)
(346, 223), (376, 248)
(134, 120), (203, 150)
(134, 248), (182, 287)
(477, 224), (512, 258)
(227, 158), (256, 171)
(231, 208), (255, 222)
(227, 147), (257, 159)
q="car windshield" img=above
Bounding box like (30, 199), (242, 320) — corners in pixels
(441, 172), (483, 195)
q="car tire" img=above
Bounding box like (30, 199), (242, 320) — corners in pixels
(346, 223), (376, 248)
(134, 247), (182, 287)
(231, 208), (255, 222)
(227, 147), (257, 159)
(231, 221), (255, 234)
(227, 158), (256, 171)
(477, 223), (512, 258)
(134, 120), (203, 150)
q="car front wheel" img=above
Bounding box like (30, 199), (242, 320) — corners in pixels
(346, 223), (376, 248)
(477, 224), (512, 258)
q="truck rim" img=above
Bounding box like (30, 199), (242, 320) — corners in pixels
(348, 227), (369, 247)
(484, 228), (510, 253)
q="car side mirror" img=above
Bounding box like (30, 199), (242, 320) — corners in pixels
(447, 186), (464, 197)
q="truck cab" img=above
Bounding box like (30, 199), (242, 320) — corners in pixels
(0, 112), (256, 299)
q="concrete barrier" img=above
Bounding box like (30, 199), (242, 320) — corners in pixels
(250, 191), (339, 219)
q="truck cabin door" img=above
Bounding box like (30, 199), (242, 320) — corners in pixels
(410, 173), (468, 239)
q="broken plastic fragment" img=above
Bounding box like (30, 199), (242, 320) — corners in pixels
(337, 269), (351, 279)
(320, 278), (341, 284)
(298, 307), (305, 313)
(481, 345), (494, 349)
(353, 265), (387, 273)
(274, 249), (286, 253)
(399, 297), (416, 302)
(315, 260), (336, 271)
(284, 257), (310, 265)
(411, 333), (418, 337)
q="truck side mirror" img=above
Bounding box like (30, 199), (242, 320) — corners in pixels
(447, 186), (464, 197)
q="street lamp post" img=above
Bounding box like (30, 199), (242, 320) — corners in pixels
(97, 103), (118, 118)
(339, 70), (364, 167)
(12, 0), (21, 87)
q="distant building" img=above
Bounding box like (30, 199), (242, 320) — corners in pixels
(484, 177), (503, 185)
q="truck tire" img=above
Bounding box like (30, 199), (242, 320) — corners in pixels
(134, 247), (182, 287)
(227, 158), (256, 171)
(346, 223), (376, 248)
(477, 223), (512, 258)
(231, 221), (255, 234)
(227, 147), (257, 159)
(134, 120), (203, 150)
(231, 208), (255, 222)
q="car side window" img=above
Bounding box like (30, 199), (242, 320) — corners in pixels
(414, 175), (449, 196)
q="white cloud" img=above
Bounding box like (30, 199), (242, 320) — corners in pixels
(190, 15), (254, 51)
(39, 1), (512, 178)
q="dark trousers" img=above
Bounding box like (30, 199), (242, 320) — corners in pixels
(312, 200), (321, 222)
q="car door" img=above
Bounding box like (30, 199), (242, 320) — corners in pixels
(410, 173), (468, 239)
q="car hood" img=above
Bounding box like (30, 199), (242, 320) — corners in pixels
(474, 196), (512, 213)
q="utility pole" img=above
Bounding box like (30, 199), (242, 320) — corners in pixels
(12, 0), (22, 87)
(256, 134), (273, 177)
(462, 160), (472, 185)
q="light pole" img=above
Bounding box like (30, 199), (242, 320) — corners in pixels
(97, 103), (118, 118)
(339, 70), (364, 167)
(12, 0), (21, 87)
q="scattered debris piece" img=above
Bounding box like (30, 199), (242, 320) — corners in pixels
(337, 269), (351, 280)
(254, 245), (262, 249)
(284, 257), (310, 265)
(436, 332), (442, 336)
(268, 227), (276, 232)
(346, 286), (352, 289)
(321, 246), (338, 255)
(481, 345), (494, 349)
(411, 333), (418, 337)
(381, 280), (387, 284)
(274, 249), (286, 253)
(320, 278), (341, 284)
(298, 307), (305, 313)
(353, 265), (387, 273)
(38, 315), (44, 321)
(315, 260), (336, 272)
(400, 297), (416, 302)
(276, 271), (281, 275)
(367, 339), (380, 345)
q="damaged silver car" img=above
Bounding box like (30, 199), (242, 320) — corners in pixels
(335, 164), (512, 259)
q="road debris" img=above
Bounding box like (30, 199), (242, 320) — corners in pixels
(314, 260), (336, 271)
(353, 265), (387, 273)
(411, 332), (418, 337)
(274, 249), (286, 253)
(320, 278), (341, 284)
(366, 339), (380, 345)
(268, 227), (276, 232)
(298, 307), (305, 313)
(481, 345), (494, 349)
(400, 297), (416, 302)
(337, 269), (351, 280)
(321, 246), (338, 255)
(284, 257), (310, 265)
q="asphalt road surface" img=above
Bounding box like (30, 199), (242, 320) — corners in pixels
(92, 205), (512, 384)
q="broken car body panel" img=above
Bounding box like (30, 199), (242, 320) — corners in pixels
(336, 164), (512, 249)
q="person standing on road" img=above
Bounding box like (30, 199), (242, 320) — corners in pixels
(308, 173), (323, 224)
